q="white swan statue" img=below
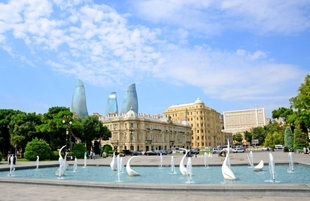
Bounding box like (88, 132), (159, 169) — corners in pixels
(254, 160), (264, 171)
(221, 140), (236, 180)
(55, 145), (68, 176)
(179, 148), (188, 176)
(126, 156), (142, 176)
(110, 152), (117, 171)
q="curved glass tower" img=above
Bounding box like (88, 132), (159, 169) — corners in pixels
(71, 79), (89, 117)
(121, 83), (138, 113)
(105, 92), (118, 115)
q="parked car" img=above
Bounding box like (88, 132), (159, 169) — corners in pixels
(261, 147), (270, 151)
(212, 148), (222, 154)
(122, 149), (133, 156)
(145, 150), (157, 155)
(275, 145), (284, 149)
(233, 148), (245, 153)
(132, 150), (142, 155)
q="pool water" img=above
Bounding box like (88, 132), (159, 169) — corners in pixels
(1, 164), (310, 184)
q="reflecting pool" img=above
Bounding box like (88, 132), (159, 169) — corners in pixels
(1, 164), (310, 184)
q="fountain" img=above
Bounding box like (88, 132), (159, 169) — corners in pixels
(110, 152), (116, 171)
(288, 152), (294, 173)
(159, 153), (163, 169)
(73, 157), (78, 172)
(170, 156), (177, 174)
(203, 152), (209, 169)
(185, 157), (194, 184)
(116, 155), (122, 182)
(126, 156), (142, 176)
(247, 151), (254, 168)
(221, 140), (236, 180)
(120, 157), (124, 173)
(267, 152), (277, 183)
(36, 156), (39, 170)
(8, 155), (15, 176)
(83, 152), (87, 168)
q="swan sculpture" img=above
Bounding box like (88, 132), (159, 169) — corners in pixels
(221, 140), (236, 180)
(254, 160), (264, 171)
(126, 156), (142, 176)
(55, 145), (69, 176)
(179, 148), (188, 176)
(110, 152), (117, 171)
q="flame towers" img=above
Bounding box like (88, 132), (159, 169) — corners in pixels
(105, 92), (118, 115)
(121, 83), (138, 113)
(71, 79), (89, 117)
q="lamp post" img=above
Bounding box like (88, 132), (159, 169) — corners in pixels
(129, 125), (134, 150)
(62, 117), (72, 153)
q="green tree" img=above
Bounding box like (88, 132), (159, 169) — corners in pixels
(251, 127), (266, 145)
(289, 74), (310, 131)
(0, 109), (21, 156)
(79, 116), (111, 153)
(71, 143), (87, 159)
(38, 107), (73, 150)
(284, 126), (294, 149)
(233, 133), (243, 144)
(293, 127), (308, 149)
(24, 138), (52, 161)
(272, 107), (293, 122)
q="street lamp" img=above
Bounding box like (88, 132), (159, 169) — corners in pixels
(129, 125), (134, 150)
(62, 117), (72, 152)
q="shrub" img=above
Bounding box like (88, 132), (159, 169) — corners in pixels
(50, 151), (59, 160)
(72, 143), (87, 159)
(24, 138), (52, 161)
(0, 152), (2, 162)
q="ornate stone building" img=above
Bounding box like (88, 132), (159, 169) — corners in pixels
(97, 108), (192, 152)
(163, 98), (228, 148)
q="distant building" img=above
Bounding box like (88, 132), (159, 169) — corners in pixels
(223, 108), (267, 133)
(105, 92), (118, 116)
(71, 79), (89, 117)
(163, 98), (228, 148)
(121, 83), (138, 113)
(97, 108), (192, 152)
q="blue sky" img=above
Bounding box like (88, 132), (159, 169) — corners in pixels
(0, 0), (309, 118)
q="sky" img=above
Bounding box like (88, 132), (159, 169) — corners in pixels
(0, 0), (309, 119)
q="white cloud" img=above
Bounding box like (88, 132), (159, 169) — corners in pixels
(0, 0), (307, 105)
(131, 0), (310, 34)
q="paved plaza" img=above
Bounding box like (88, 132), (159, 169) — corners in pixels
(1, 150), (310, 201)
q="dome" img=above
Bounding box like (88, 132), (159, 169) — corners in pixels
(194, 98), (204, 104)
(182, 118), (190, 126)
(125, 107), (137, 118)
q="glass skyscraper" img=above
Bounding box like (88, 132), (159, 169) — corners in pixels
(121, 83), (138, 113)
(71, 79), (89, 117)
(105, 92), (118, 115)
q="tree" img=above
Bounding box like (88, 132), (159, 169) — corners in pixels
(0, 109), (21, 156)
(284, 127), (294, 149)
(293, 127), (308, 149)
(251, 127), (266, 145)
(289, 74), (310, 131)
(272, 107), (293, 122)
(233, 133), (243, 144)
(38, 107), (73, 150)
(78, 116), (111, 153)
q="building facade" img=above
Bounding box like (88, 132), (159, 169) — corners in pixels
(163, 98), (227, 148)
(105, 92), (118, 116)
(98, 109), (192, 152)
(223, 108), (267, 133)
(121, 83), (138, 113)
(71, 79), (89, 117)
